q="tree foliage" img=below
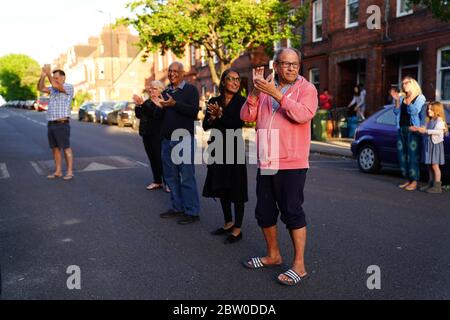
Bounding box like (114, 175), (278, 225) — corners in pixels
(73, 91), (93, 108)
(0, 54), (41, 100)
(410, 0), (450, 21)
(120, 0), (309, 85)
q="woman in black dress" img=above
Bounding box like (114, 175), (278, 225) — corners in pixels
(133, 80), (168, 192)
(202, 69), (248, 244)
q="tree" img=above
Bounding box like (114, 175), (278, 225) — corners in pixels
(73, 90), (93, 108)
(120, 0), (309, 86)
(410, 0), (450, 22)
(0, 54), (41, 100)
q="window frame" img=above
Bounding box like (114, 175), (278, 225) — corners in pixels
(345, 0), (359, 29)
(396, 0), (413, 18)
(312, 0), (323, 42)
(309, 68), (320, 90)
(437, 46), (450, 103)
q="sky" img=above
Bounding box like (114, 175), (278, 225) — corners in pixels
(0, 0), (136, 65)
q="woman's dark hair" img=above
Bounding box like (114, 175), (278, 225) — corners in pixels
(218, 68), (241, 106)
(353, 85), (361, 96)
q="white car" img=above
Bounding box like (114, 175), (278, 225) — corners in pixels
(0, 95), (6, 107)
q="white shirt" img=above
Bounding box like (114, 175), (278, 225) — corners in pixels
(426, 118), (446, 144)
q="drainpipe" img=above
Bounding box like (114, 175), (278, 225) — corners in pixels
(384, 0), (390, 41)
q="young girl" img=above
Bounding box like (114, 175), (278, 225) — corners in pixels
(410, 102), (448, 193)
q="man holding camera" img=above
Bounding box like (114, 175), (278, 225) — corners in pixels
(37, 65), (75, 180)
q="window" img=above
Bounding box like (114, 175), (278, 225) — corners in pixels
(312, 0), (323, 42)
(201, 85), (207, 98)
(345, 0), (359, 28)
(158, 54), (164, 71)
(98, 61), (105, 80)
(167, 51), (173, 66)
(201, 46), (207, 67)
(437, 47), (450, 102)
(376, 109), (396, 126)
(309, 68), (320, 91)
(397, 0), (413, 17)
(190, 45), (196, 66)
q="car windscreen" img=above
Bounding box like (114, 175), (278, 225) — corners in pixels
(99, 102), (116, 110)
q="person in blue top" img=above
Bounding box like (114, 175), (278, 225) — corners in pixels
(391, 76), (426, 191)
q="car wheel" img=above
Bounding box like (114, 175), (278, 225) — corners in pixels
(357, 144), (380, 173)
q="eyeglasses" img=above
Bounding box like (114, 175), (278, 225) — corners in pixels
(225, 76), (241, 83)
(277, 61), (300, 69)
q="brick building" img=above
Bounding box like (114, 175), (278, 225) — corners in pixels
(300, 0), (450, 115)
(53, 25), (140, 102)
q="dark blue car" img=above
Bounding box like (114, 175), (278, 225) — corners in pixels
(351, 105), (450, 174)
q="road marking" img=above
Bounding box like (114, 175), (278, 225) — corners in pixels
(136, 161), (149, 167)
(0, 163), (10, 179)
(82, 162), (118, 172)
(30, 161), (44, 175)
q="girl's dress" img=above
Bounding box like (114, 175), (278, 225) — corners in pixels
(423, 118), (446, 165)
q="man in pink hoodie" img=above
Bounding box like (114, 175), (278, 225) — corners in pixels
(241, 48), (318, 286)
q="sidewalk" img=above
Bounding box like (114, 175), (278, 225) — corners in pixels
(310, 138), (353, 158)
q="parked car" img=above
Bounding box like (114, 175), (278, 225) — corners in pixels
(351, 105), (450, 175)
(105, 101), (135, 126)
(95, 102), (118, 124)
(78, 102), (99, 122)
(24, 100), (36, 110)
(117, 102), (138, 129)
(35, 97), (49, 112)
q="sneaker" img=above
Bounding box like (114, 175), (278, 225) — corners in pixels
(177, 214), (200, 225)
(160, 210), (184, 219)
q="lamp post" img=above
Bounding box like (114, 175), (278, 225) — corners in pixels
(97, 10), (115, 100)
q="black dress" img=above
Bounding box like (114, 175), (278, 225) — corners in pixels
(135, 99), (164, 184)
(202, 94), (248, 203)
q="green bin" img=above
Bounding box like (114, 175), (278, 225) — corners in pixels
(312, 109), (329, 141)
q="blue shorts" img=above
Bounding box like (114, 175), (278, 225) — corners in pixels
(255, 169), (308, 230)
(48, 122), (71, 149)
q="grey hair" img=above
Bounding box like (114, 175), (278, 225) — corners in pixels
(169, 61), (185, 71)
(150, 80), (165, 91)
(273, 48), (302, 63)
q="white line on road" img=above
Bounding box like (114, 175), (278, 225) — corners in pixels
(0, 163), (10, 179)
(30, 161), (44, 175)
(136, 161), (149, 167)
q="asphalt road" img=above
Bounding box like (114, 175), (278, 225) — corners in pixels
(0, 107), (449, 300)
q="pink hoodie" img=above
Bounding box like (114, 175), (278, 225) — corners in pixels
(241, 76), (318, 170)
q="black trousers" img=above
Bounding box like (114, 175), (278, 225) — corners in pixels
(142, 135), (164, 184)
(255, 169), (307, 230)
(220, 197), (245, 229)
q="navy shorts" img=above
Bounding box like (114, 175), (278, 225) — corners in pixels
(48, 122), (71, 149)
(255, 169), (308, 230)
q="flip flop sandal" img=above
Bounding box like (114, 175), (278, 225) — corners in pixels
(63, 175), (74, 181)
(243, 257), (282, 269)
(47, 174), (62, 179)
(277, 269), (308, 286)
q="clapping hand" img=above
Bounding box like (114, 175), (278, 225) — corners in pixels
(133, 94), (144, 106)
(151, 93), (176, 109)
(207, 102), (222, 120)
